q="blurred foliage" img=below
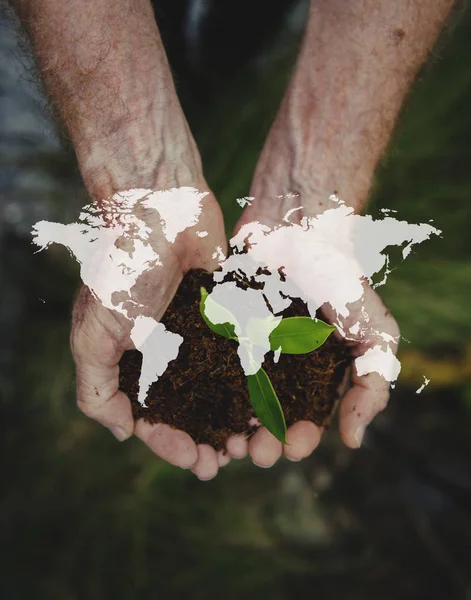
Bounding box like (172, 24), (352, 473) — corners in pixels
(1, 3), (471, 599)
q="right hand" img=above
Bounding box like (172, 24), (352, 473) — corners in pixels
(70, 184), (229, 481)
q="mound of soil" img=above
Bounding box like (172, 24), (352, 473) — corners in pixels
(119, 269), (350, 450)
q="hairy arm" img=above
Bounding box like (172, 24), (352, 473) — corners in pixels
(10, 0), (202, 199)
(11, 0), (228, 479)
(248, 0), (455, 215)
(233, 0), (454, 464)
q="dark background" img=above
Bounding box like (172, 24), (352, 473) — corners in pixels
(1, 1), (471, 598)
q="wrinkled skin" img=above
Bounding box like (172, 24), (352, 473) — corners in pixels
(16, 0), (446, 480)
(70, 188), (234, 479)
(70, 183), (399, 481)
(221, 196), (400, 469)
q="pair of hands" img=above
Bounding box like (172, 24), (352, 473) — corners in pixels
(14, 0), (447, 480)
(70, 132), (399, 482)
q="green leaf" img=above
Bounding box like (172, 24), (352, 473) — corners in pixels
(199, 287), (238, 340)
(247, 368), (287, 444)
(269, 316), (336, 354)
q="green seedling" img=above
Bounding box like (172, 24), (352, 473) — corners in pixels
(200, 287), (336, 444)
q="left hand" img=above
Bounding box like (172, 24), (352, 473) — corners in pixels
(223, 156), (400, 467)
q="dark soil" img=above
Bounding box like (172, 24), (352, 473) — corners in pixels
(119, 269), (350, 450)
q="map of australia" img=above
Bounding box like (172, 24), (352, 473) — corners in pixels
(31, 187), (440, 405)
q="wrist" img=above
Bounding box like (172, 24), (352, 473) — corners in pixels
(19, 0), (205, 200)
(250, 107), (373, 218)
(74, 105), (204, 201)
(253, 0), (453, 217)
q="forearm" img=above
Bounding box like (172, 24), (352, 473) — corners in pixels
(252, 0), (455, 212)
(11, 0), (201, 199)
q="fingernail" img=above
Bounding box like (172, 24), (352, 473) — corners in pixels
(110, 426), (127, 442)
(286, 457), (301, 462)
(354, 424), (366, 448)
(253, 461), (273, 469)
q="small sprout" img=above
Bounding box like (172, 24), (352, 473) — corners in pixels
(247, 367), (287, 444)
(199, 288), (335, 444)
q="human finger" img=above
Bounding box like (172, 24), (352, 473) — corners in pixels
(226, 433), (249, 459)
(338, 370), (391, 448)
(71, 287), (134, 441)
(283, 421), (323, 461)
(337, 286), (400, 448)
(217, 450), (231, 467)
(191, 444), (219, 480)
(248, 427), (283, 468)
(135, 420), (199, 469)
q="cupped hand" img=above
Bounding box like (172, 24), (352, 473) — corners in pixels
(70, 185), (229, 480)
(223, 196), (400, 467)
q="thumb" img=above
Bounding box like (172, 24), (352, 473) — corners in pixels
(330, 284), (401, 448)
(70, 286), (134, 441)
(185, 191), (228, 272)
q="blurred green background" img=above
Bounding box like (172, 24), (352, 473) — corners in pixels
(1, 1), (470, 598)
